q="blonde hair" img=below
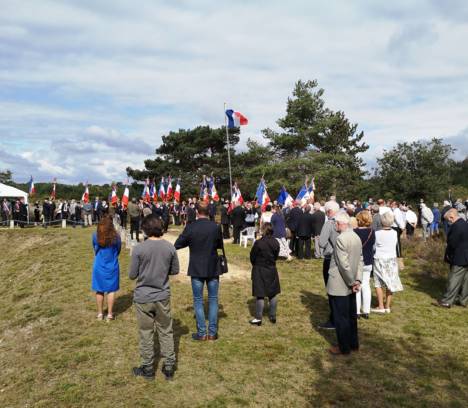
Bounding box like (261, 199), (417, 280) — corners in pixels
(356, 210), (372, 227)
(381, 211), (395, 228)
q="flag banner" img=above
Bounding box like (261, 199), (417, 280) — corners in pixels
(232, 182), (244, 205)
(51, 178), (57, 199)
(225, 109), (248, 128)
(255, 178), (270, 211)
(174, 180), (181, 203)
(158, 177), (166, 201)
(82, 183), (89, 203)
(142, 178), (151, 202)
(111, 184), (118, 205)
(28, 176), (35, 196)
(122, 184), (129, 208)
(166, 177), (173, 201)
(277, 186), (293, 207)
(208, 176), (219, 202)
(149, 181), (156, 202)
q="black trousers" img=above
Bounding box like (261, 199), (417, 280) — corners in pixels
(289, 231), (298, 255)
(329, 294), (359, 354)
(392, 227), (402, 257)
(233, 226), (242, 244)
(323, 257), (334, 325)
(222, 223), (230, 239)
(406, 223), (414, 238)
(297, 237), (312, 259)
(130, 216), (140, 242)
(120, 213), (127, 229)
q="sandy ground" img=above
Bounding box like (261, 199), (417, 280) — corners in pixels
(124, 228), (250, 282)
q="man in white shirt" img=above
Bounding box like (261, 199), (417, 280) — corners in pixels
(391, 201), (406, 257)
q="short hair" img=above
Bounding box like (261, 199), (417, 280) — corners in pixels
(141, 215), (163, 237)
(444, 208), (458, 220)
(197, 201), (209, 216)
(265, 204), (272, 212)
(356, 210), (372, 227)
(433, 202), (439, 208)
(261, 222), (273, 237)
(377, 199), (385, 206)
(380, 211), (395, 228)
(335, 212), (350, 224)
(324, 200), (340, 214)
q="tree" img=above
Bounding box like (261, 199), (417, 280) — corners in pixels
(373, 138), (455, 202)
(0, 169), (13, 184)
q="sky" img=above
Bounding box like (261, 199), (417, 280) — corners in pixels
(1, 0), (468, 184)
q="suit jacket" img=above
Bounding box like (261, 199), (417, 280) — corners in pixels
(297, 212), (314, 238)
(445, 218), (468, 266)
(327, 229), (363, 296)
(231, 206), (246, 227)
(220, 206), (230, 224)
(311, 210), (326, 237)
(287, 207), (303, 232)
(174, 218), (224, 278)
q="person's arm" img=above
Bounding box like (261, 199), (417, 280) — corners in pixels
(335, 236), (355, 287)
(217, 225), (224, 250)
(174, 226), (190, 249)
(116, 236), (122, 255)
(250, 241), (259, 265)
(92, 234), (99, 254)
(273, 240), (280, 260)
(128, 250), (140, 280)
(169, 249), (180, 275)
(319, 222), (331, 250)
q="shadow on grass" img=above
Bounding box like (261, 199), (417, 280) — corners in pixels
(300, 290), (335, 346)
(113, 292), (133, 315)
(153, 318), (189, 370)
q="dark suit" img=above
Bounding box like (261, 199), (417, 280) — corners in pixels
(297, 212), (314, 259)
(220, 206), (230, 239)
(174, 218), (224, 337)
(231, 206), (246, 244)
(186, 206), (196, 224)
(287, 207), (303, 254)
(441, 218), (468, 305)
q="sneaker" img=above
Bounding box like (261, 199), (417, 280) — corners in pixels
(371, 308), (386, 314)
(318, 321), (335, 330)
(385, 308), (391, 314)
(132, 365), (155, 381)
(161, 365), (175, 381)
(249, 318), (262, 326)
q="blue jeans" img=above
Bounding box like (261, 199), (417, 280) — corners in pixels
(191, 277), (219, 337)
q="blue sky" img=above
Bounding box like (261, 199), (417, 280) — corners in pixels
(1, 0), (467, 184)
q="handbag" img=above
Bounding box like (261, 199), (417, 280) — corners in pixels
(216, 246), (229, 275)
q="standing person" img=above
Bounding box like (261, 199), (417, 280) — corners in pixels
(174, 202), (224, 341)
(208, 200), (216, 222)
(296, 205), (314, 260)
(118, 202), (128, 229)
(431, 203), (441, 237)
(220, 200), (231, 239)
(128, 198), (141, 242)
(433, 209), (468, 308)
(420, 203), (434, 242)
(33, 202), (41, 225)
(244, 202), (257, 228)
(19, 198), (28, 227)
(260, 204), (273, 226)
(75, 201), (82, 227)
(82, 200), (93, 227)
(287, 201), (303, 256)
(441, 200), (453, 236)
(311, 202), (326, 258)
(162, 203), (170, 232)
(404, 205), (417, 239)
(91, 216), (121, 321)
(327, 212), (363, 355)
(371, 204), (383, 231)
(318, 200), (340, 330)
(93, 197), (101, 223)
(1, 198), (10, 225)
(270, 205), (292, 261)
(390, 201), (405, 258)
(129, 215), (180, 381)
(231, 202), (246, 245)
(353, 211), (375, 319)
(186, 202), (196, 225)
(249, 223), (280, 325)
(371, 211), (404, 314)
(69, 199), (77, 226)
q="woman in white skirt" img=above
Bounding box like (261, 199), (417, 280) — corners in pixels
(372, 211), (403, 314)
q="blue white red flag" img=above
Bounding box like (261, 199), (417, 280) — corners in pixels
(277, 186), (293, 207)
(111, 184), (118, 205)
(28, 176), (35, 196)
(142, 178), (151, 202)
(158, 177), (166, 201)
(225, 109), (248, 128)
(174, 180), (181, 203)
(232, 183), (243, 205)
(208, 176), (219, 202)
(255, 178), (271, 212)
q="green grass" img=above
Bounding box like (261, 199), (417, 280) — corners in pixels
(0, 228), (467, 407)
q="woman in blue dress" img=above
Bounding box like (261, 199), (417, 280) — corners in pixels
(92, 215), (121, 321)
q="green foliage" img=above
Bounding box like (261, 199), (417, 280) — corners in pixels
(0, 169), (13, 184)
(373, 138), (455, 202)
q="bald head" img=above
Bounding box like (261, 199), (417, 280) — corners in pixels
(444, 208), (459, 223)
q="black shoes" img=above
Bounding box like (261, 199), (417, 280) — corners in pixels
(132, 365), (155, 381)
(191, 333), (208, 341)
(269, 316), (277, 324)
(318, 321), (335, 330)
(161, 365), (175, 381)
(361, 314), (369, 320)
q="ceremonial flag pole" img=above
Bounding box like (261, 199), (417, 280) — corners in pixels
(224, 102), (233, 202)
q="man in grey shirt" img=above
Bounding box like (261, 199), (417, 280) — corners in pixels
(129, 215), (179, 381)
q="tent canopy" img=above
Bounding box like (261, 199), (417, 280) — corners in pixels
(0, 183), (29, 203)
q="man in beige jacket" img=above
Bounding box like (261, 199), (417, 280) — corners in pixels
(327, 212), (363, 355)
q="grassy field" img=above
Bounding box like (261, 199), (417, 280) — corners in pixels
(0, 227), (467, 407)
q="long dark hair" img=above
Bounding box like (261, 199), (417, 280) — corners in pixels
(97, 215), (118, 247)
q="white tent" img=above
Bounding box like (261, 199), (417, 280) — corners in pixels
(0, 183), (29, 203)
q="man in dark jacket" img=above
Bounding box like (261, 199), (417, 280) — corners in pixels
(174, 202), (224, 341)
(186, 203), (196, 224)
(311, 202), (326, 258)
(287, 201), (303, 256)
(230, 202), (246, 244)
(434, 209), (468, 308)
(297, 205), (314, 259)
(220, 201), (231, 239)
(208, 200), (216, 222)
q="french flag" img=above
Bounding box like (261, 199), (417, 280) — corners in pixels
(142, 178), (151, 202)
(122, 183), (130, 208)
(174, 180), (181, 203)
(28, 176), (35, 196)
(166, 177), (173, 201)
(111, 184), (118, 205)
(232, 183), (243, 205)
(158, 177), (166, 201)
(51, 178), (57, 199)
(277, 186), (293, 207)
(209, 176), (219, 202)
(82, 183), (89, 203)
(255, 179), (270, 212)
(225, 109), (248, 128)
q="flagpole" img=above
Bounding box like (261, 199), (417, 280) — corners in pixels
(224, 102), (233, 202)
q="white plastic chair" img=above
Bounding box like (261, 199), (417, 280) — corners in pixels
(240, 227), (256, 248)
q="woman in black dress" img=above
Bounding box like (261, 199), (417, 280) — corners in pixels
(249, 223), (281, 325)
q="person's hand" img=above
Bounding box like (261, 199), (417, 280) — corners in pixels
(352, 281), (361, 292)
